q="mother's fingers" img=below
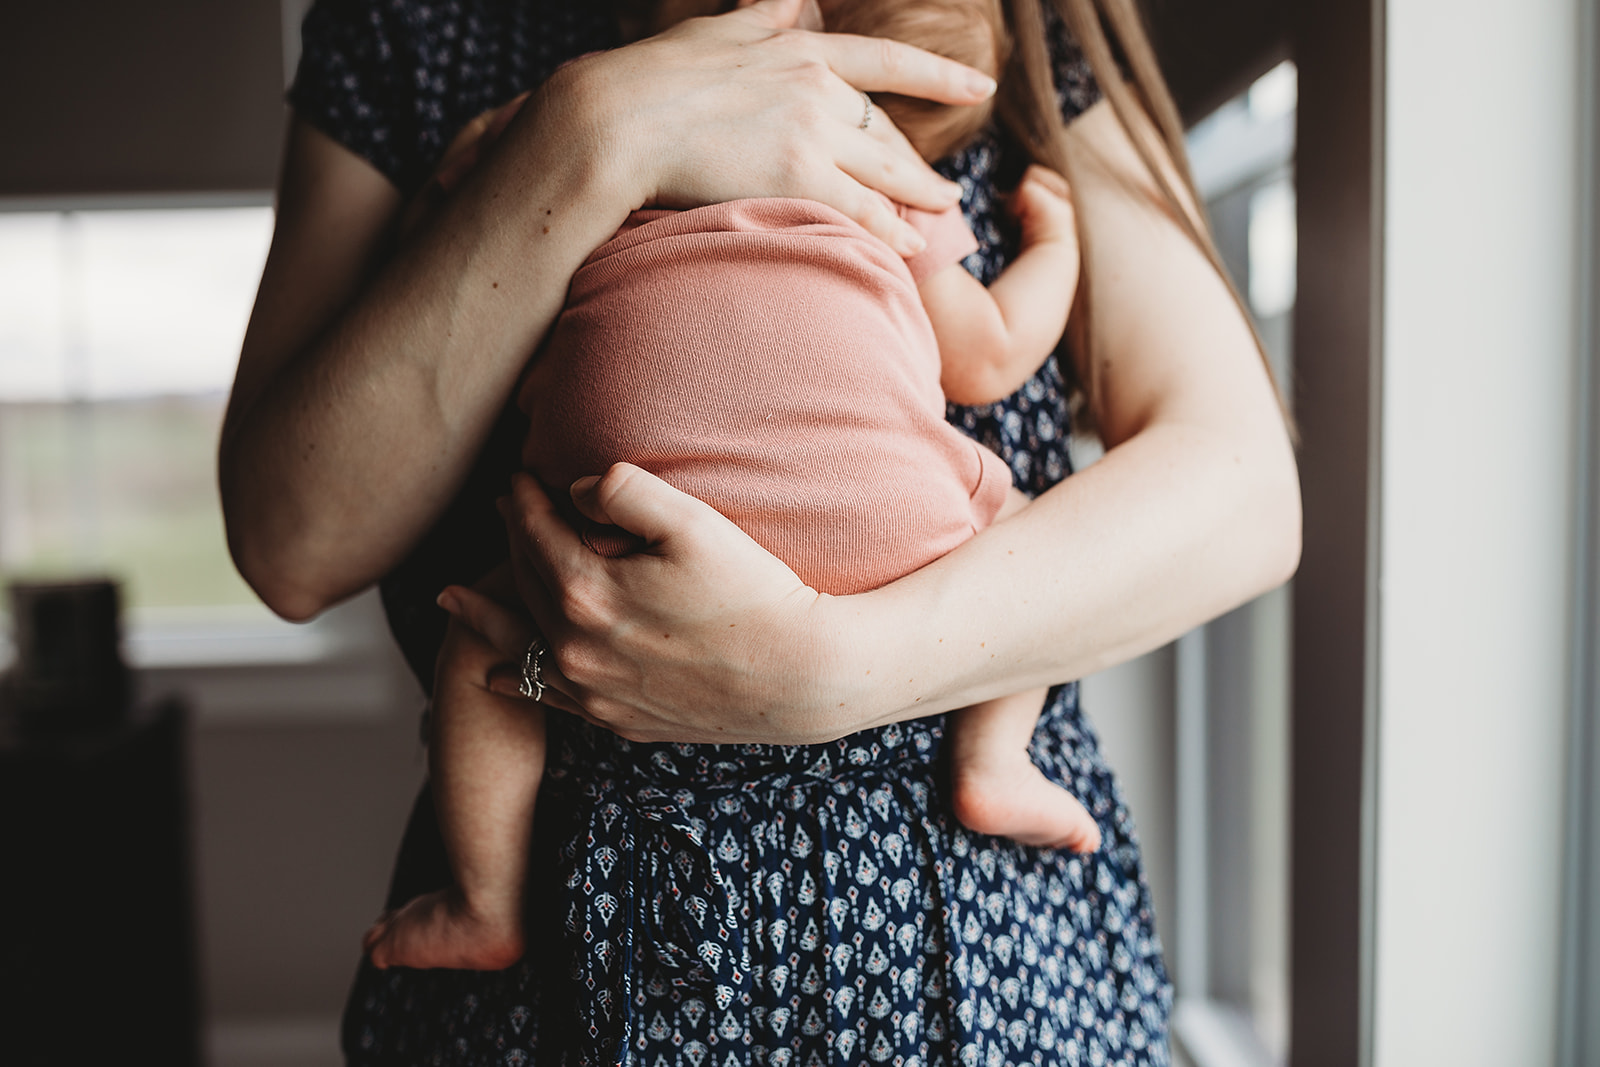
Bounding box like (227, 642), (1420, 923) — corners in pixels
(440, 582), (593, 713)
(438, 583), (537, 662)
(500, 472), (588, 595)
(484, 659), (589, 719)
(499, 472), (623, 673)
(834, 121), (960, 219)
(819, 31), (996, 104)
(733, 1), (995, 102)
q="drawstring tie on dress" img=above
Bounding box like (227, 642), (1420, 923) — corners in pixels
(564, 784), (752, 1067)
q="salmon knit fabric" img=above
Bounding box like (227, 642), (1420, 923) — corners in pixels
(519, 196), (1011, 596)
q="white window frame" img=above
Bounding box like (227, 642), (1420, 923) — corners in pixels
(1560, 0), (1600, 1058)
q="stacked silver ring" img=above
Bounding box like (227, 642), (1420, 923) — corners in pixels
(858, 90), (874, 131)
(519, 636), (549, 701)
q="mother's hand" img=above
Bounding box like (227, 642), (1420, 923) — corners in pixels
(489, 466), (874, 745)
(548, 0), (995, 256)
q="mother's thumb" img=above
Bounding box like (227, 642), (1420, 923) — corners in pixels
(569, 463), (712, 548)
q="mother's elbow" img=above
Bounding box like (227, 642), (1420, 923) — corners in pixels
(225, 522), (335, 622)
(219, 484), (346, 623)
(1250, 443), (1303, 592)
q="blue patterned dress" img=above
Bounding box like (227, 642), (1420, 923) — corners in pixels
(288, 2), (1173, 1064)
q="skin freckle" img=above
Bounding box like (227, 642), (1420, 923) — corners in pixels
(542, 225), (550, 234)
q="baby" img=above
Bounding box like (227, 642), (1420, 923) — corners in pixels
(366, 0), (1100, 973)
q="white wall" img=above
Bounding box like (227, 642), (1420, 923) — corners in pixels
(1376, 0), (1582, 1062)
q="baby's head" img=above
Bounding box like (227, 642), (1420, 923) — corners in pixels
(644, 1), (1009, 162)
(822, 0), (1009, 162)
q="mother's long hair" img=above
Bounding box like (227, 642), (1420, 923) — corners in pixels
(1000, 0), (1281, 426)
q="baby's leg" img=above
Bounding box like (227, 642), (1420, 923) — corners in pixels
(948, 689), (1102, 852)
(364, 613), (545, 971)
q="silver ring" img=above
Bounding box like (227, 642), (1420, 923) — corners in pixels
(858, 90), (873, 131)
(519, 636), (549, 702)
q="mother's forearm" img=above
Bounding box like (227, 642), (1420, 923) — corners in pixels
(826, 415), (1301, 732)
(222, 102), (634, 620)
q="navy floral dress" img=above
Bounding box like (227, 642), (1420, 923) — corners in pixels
(288, 2), (1173, 1064)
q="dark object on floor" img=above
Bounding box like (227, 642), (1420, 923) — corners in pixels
(1, 579), (130, 737)
(0, 700), (201, 1067)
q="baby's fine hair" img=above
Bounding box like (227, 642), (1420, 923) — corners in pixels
(826, 0), (1010, 161)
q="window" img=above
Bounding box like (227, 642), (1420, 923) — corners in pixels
(0, 201), (383, 670)
(1170, 61), (1297, 1067)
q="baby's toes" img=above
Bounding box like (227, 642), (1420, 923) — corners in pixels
(1057, 810), (1102, 854)
(363, 914), (397, 964)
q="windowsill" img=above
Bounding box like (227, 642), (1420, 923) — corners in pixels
(125, 607), (379, 669)
(41, 589), (423, 727)
(1173, 998), (1282, 1067)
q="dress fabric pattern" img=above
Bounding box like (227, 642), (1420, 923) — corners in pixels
(290, 2), (1173, 1064)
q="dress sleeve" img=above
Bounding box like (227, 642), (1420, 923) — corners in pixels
(286, 0), (416, 191)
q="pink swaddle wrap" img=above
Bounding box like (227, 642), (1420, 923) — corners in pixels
(519, 196), (1010, 596)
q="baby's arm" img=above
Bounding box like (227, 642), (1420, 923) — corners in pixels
(921, 165), (1080, 406)
(364, 562), (546, 971)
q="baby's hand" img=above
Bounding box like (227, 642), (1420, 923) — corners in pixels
(1008, 164), (1076, 249)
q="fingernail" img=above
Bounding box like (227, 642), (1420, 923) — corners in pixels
(570, 475), (600, 496)
(899, 226), (927, 256)
(436, 590), (461, 615)
(966, 71), (997, 97)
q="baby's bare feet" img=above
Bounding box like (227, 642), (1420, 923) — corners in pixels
(950, 747), (1102, 852)
(363, 889), (524, 971)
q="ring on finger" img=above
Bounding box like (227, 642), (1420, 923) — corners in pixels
(858, 90), (874, 131)
(519, 635), (550, 702)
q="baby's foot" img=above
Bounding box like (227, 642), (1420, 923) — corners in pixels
(363, 888), (524, 971)
(950, 747), (1102, 852)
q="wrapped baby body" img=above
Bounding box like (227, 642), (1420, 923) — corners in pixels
(519, 196), (1010, 595)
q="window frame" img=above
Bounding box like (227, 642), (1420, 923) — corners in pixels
(1170, 68), (1297, 1067)
(1560, 0), (1600, 1058)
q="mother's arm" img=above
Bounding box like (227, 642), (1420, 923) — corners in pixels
(220, 0), (993, 620)
(497, 96), (1301, 744)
